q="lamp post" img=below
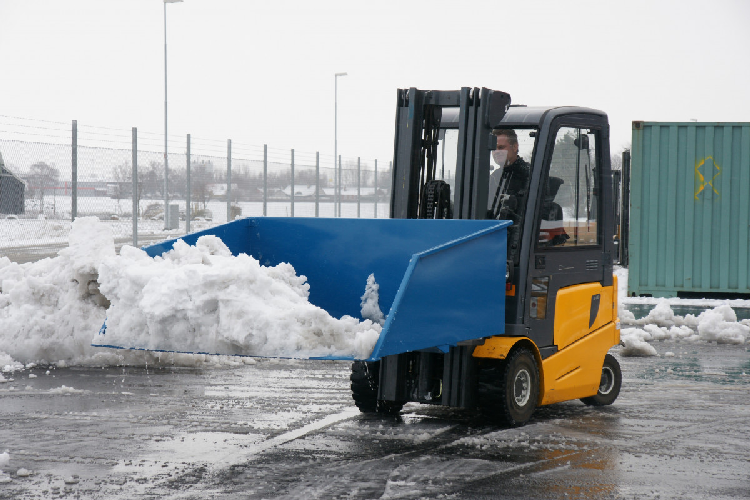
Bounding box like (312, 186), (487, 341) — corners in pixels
(163, 0), (182, 229)
(334, 72), (347, 217)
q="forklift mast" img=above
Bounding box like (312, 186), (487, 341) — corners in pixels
(390, 87), (511, 221)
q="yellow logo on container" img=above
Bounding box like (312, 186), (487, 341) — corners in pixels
(695, 156), (721, 200)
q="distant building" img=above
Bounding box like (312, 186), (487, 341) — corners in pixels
(0, 152), (25, 215)
(281, 185), (318, 199)
(206, 183), (239, 200)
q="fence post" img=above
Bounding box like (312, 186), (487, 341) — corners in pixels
(315, 152), (320, 217)
(290, 149), (295, 217)
(357, 157), (360, 218)
(71, 120), (77, 221)
(226, 139), (232, 223)
(186, 134), (191, 234)
(163, 138), (169, 231)
(335, 156), (339, 217)
(338, 155), (342, 217)
(132, 127), (138, 247)
(374, 159), (378, 218)
(263, 144), (268, 216)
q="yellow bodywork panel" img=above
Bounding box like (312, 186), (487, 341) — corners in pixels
(554, 282), (614, 350)
(471, 325), (618, 406)
(472, 274), (620, 407)
(540, 323), (619, 405)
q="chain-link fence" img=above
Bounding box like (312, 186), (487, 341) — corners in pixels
(0, 116), (392, 263)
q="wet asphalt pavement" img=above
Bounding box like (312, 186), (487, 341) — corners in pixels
(1, 342), (749, 500)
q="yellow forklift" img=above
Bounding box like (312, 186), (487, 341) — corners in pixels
(351, 87), (621, 425)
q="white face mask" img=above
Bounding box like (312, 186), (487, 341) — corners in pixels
(492, 149), (508, 167)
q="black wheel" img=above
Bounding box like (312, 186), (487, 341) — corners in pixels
(580, 353), (621, 406)
(478, 348), (539, 426)
(350, 361), (403, 415)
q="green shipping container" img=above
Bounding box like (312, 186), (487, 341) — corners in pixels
(629, 121), (750, 298)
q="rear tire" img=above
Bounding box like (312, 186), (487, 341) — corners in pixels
(580, 353), (621, 406)
(350, 361), (403, 415)
(478, 348), (539, 426)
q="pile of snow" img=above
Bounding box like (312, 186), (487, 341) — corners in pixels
(48, 385), (86, 395)
(0, 218), (121, 367)
(1, 218), (209, 369)
(96, 235), (380, 359)
(619, 303), (750, 356)
(619, 330), (659, 357)
(360, 273), (386, 326)
(0, 351), (23, 373)
(616, 266), (750, 356)
(1, 217), (380, 369)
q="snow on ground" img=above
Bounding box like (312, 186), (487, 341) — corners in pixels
(615, 267), (750, 356)
(0, 451), (9, 483)
(2, 219), (750, 373)
(1, 217), (380, 371)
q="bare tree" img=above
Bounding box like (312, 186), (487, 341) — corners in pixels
(169, 168), (187, 199)
(611, 144), (631, 172)
(110, 163), (130, 214)
(360, 167), (373, 188)
(191, 161), (214, 210)
(295, 168), (323, 187)
(26, 162), (60, 213)
(142, 162), (165, 199)
(111, 163), (144, 216)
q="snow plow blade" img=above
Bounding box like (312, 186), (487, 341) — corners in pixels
(94, 217), (510, 361)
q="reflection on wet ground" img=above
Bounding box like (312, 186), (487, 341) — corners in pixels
(0, 343), (749, 499)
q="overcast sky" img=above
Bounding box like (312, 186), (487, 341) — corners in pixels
(1, 0), (749, 164)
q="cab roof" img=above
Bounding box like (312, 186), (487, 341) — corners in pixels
(440, 105), (606, 129)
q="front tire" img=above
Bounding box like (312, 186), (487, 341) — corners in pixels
(580, 353), (621, 406)
(350, 361), (403, 415)
(479, 348), (539, 426)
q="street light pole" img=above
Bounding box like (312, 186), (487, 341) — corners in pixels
(334, 72), (347, 217)
(163, 0), (182, 230)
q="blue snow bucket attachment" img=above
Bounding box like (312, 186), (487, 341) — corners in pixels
(95, 217), (510, 361)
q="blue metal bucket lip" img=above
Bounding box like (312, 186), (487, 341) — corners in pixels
(365, 219), (511, 361)
(410, 220), (512, 258)
(91, 343), (358, 361)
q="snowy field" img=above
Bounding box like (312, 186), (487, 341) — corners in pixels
(1, 196), (390, 249)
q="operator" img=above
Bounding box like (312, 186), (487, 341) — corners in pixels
(487, 129), (530, 221)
